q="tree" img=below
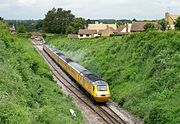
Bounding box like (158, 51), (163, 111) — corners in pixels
(116, 21), (125, 27)
(17, 23), (26, 33)
(175, 16), (180, 30)
(66, 18), (86, 34)
(43, 8), (75, 34)
(144, 23), (156, 31)
(158, 19), (168, 31)
(26, 20), (43, 32)
(0, 17), (3, 20)
(0, 20), (8, 29)
(132, 18), (137, 22)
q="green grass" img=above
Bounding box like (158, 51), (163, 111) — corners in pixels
(47, 31), (180, 124)
(0, 29), (83, 124)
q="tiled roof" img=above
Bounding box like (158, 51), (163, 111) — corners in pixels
(117, 25), (126, 32)
(131, 22), (157, 32)
(88, 24), (117, 30)
(131, 22), (147, 32)
(78, 29), (97, 35)
(170, 14), (180, 20)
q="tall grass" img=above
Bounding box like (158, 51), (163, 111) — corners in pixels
(47, 31), (180, 124)
(0, 29), (83, 124)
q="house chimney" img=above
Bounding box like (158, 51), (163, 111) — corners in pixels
(165, 12), (170, 22)
(126, 23), (128, 33)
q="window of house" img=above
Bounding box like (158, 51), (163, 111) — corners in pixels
(86, 34), (90, 37)
(80, 34), (83, 37)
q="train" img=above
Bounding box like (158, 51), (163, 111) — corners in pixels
(43, 44), (110, 103)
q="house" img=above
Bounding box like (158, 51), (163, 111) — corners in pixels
(165, 12), (180, 29)
(78, 29), (99, 38)
(78, 23), (118, 38)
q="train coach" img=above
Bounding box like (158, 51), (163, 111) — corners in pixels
(43, 44), (110, 103)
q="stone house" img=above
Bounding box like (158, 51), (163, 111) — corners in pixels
(165, 12), (180, 29)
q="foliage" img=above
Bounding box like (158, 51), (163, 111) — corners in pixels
(43, 8), (75, 34)
(0, 20), (8, 29)
(175, 16), (180, 30)
(17, 23), (26, 33)
(0, 29), (83, 124)
(0, 17), (3, 20)
(7, 20), (43, 32)
(116, 21), (125, 27)
(158, 19), (168, 31)
(66, 17), (86, 34)
(132, 18), (137, 22)
(144, 23), (156, 31)
(47, 31), (180, 124)
(26, 20), (43, 32)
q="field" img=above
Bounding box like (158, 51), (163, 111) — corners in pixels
(0, 29), (83, 124)
(46, 31), (180, 124)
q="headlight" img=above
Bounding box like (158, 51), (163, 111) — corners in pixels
(96, 94), (101, 97)
(106, 94), (110, 97)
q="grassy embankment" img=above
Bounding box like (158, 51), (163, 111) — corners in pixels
(46, 32), (180, 124)
(0, 29), (83, 124)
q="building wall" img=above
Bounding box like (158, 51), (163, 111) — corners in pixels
(94, 34), (101, 37)
(78, 34), (93, 39)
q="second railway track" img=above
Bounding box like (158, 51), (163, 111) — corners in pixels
(32, 41), (127, 124)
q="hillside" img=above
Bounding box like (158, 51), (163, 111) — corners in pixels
(0, 30), (83, 124)
(47, 31), (180, 124)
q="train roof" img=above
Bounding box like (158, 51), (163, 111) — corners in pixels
(59, 55), (74, 63)
(56, 52), (63, 56)
(81, 70), (102, 82)
(68, 62), (87, 73)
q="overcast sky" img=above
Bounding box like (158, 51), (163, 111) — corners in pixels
(0, 0), (180, 20)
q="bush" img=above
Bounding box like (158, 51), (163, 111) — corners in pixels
(0, 103), (29, 124)
(144, 23), (157, 31)
(17, 23), (26, 33)
(175, 16), (180, 30)
(0, 30), (83, 124)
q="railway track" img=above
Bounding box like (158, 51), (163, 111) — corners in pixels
(32, 41), (127, 124)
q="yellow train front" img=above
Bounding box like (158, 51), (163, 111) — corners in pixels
(43, 44), (110, 103)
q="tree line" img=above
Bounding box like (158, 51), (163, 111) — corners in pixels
(2, 8), (180, 33)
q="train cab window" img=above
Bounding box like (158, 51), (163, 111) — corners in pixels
(97, 85), (107, 91)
